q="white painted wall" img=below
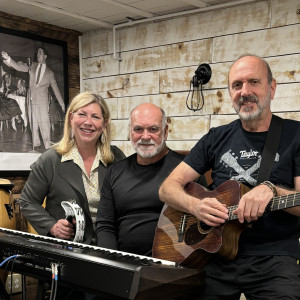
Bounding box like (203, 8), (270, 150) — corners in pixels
(81, 0), (300, 156)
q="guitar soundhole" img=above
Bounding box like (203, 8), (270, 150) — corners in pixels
(198, 222), (213, 234)
(185, 223), (209, 245)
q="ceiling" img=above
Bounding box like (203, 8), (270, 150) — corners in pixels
(0, 0), (257, 33)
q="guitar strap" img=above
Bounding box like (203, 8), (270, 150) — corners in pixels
(256, 114), (283, 185)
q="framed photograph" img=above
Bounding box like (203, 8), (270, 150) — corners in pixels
(0, 26), (68, 172)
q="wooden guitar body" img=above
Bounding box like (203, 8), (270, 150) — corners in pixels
(152, 180), (250, 268)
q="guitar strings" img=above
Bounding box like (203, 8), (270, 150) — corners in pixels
(226, 193), (300, 220)
(184, 193), (300, 224)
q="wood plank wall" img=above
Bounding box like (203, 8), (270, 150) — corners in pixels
(81, 0), (300, 157)
(0, 11), (81, 192)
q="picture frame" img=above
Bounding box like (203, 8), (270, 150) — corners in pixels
(0, 26), (68, 172)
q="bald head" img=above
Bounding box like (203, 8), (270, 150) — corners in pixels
(229, 55), (273, 88)
(130, 103), (166, 128)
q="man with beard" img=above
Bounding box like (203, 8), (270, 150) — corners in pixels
(96, 103), (206, 256)
(159, 55), (300, 299)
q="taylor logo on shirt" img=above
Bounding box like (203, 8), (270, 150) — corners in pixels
(220, 149), (279, 186)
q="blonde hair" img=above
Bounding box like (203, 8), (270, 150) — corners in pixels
(53, 91), (114, 164)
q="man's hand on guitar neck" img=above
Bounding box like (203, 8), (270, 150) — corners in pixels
(233, 184), (274, 223)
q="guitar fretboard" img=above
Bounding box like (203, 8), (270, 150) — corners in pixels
(228, 192), (300, 221)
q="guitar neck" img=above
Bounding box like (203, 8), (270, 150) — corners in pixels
(228, 192), (300, 221)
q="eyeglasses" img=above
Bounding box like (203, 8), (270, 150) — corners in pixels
(132, 126), (162, 134)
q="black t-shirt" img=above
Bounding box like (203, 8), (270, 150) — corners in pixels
(96, 150), (189, 256)
(184, 117), (300, 258)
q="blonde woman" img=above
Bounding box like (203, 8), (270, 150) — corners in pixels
(19, 91), (125, 245)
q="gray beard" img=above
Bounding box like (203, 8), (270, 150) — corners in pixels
(131, 137), (165, 158)
(234, 95), (264, 121)
(238, 107), (262, 121)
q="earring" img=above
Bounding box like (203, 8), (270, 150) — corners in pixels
(70, 129), (74, 139)
(101, 133), (106, 144)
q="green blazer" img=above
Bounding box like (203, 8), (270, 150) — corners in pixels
(19, 146), (125, 244)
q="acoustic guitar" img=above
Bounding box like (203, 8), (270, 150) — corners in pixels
(152, 180), (300, 269)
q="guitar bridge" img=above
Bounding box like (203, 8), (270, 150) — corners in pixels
(178, 213), (188, 242)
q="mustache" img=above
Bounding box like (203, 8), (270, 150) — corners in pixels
(137, 139), (155, 145)
(239, 95), (259, 104)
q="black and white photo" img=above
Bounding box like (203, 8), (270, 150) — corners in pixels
(0, 27), (68, 171)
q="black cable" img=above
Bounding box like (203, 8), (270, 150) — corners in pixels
(49, 263), (59, 300)
(49, 277), (55, 300)
(65, 289), (75, 300)
(9, 255), (19, 299)
(9, 275), (12, 299)
(53, 279), (57, 300)
(22, 275), (26, 300)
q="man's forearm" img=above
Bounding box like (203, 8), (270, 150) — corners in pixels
(159, 179), (192, 214)
(4, 57), (29, 72)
